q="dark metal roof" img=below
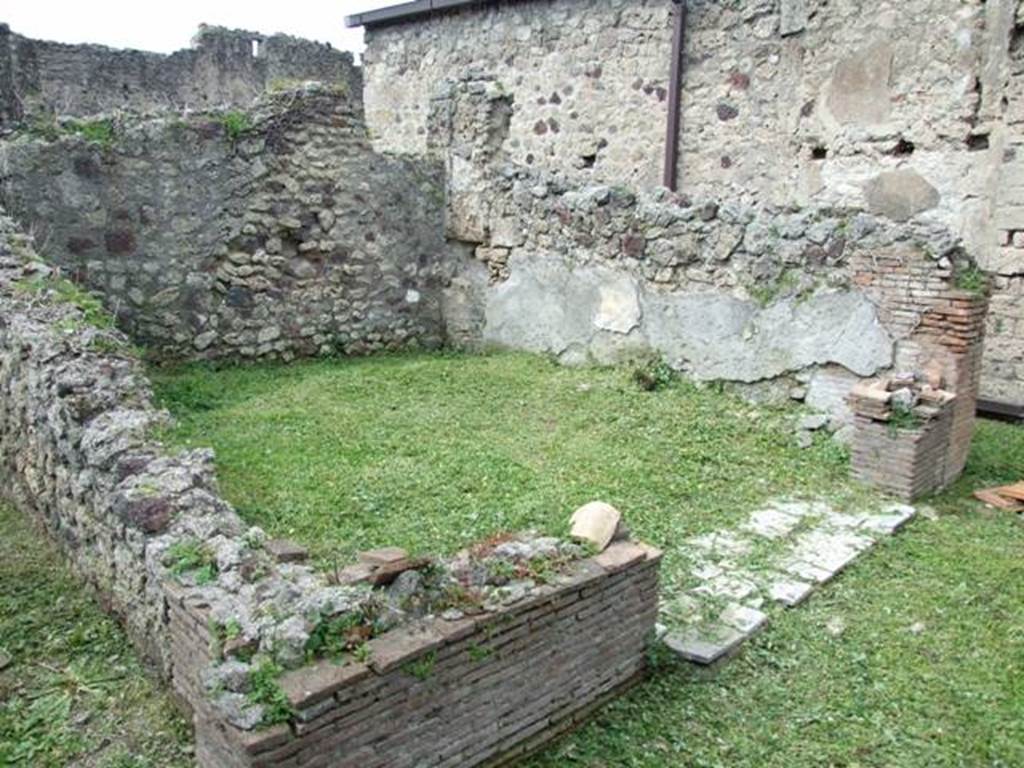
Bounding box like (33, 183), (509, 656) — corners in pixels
(345, 1), (509, 29)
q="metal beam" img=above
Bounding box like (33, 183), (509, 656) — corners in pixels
(346, 1), (506, 29)
(662, 0), (686, 191)
(977, 398), (1024, 424)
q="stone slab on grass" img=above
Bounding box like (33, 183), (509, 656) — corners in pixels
(663, 603), (768, 665)
(663, 498), (917, 665)
(860, 504), (917, 535)
(768, 578), (815, 607)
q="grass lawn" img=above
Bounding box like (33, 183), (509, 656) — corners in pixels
(2, 351), (1021, 766)
(0, 502), (192, 767)
(150, 352), (867, 593)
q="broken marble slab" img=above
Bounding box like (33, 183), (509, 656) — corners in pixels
(779, 556), (834, 584)
(770, 500), (831, 519)
(741, 507), (806, 539)
(819, 510), (872, 532)
(767, 578), (815, 607)
(687, 531), (753, 559)
(790, 532), (867, 575)
(693, 573), (759, 602)
(690, 560), (726, 580)
(859, 504), (916, 535)
(663, 603), (768, 665)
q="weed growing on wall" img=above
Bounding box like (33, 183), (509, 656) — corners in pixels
(15, 276), (114, 330)
(218, 111), (253, 143)
(954, 264), (989, 296)
(65, 118), (115, 148)
(750, 269), (801, 306)
(887, 402), (923, 436)
(163, 539), (218, 585)
(632, 355), (676, 392)
(352, 642), (372, 664)
(15, 117), (115, 147)
(19, 115), (62, 142)
(404, 652), (436, 681)
(247, 660), (294, 726)
(304, 610), (376, 661)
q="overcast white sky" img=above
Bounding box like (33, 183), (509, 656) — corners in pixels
(1, 1), (396, 58)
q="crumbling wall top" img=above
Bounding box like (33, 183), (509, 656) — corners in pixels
(0, 24), (362, 126)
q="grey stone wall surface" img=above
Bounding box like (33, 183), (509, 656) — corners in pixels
(430, 77), (988, 423)
(362, 0), (1024, 405)
(450, 163), (978, 391)
(983, 2), (1024, 405)
(0, 84), (452, 360)
(0, 23), (361, 125)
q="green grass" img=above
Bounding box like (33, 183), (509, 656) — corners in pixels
(65, 118), (116, 148)
(0, 503), (191, 767)
(150, 352), (860, 581)
(15, 275), (115, 331)
(5, 351), (1022, 766)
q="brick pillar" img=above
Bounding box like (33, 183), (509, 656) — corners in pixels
(847, 282), (990, 501)
(915, 290), (990, 482)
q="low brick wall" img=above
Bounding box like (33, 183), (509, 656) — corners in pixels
(194, 543), (660, 768)
(0, 212), (660, 767)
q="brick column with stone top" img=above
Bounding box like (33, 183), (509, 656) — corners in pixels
(849, 288), (990, 500)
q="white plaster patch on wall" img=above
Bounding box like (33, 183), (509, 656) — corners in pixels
(643, 289), (894, 382)
(483, 253), (894, 390)
(593, 274), (641, 334)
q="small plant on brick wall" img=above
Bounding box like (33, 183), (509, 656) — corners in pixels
(954, 264), (989, 296)
(352, 642), (372, 664)
(304, 605), (379, 661)
(887, 402), (922, 436)
(208, 616), (252, 661)
(163, 538), (218, 585)
(248, 659), (294, 726)
(404, 651), (436, 681)
(468, 643), (493, 663)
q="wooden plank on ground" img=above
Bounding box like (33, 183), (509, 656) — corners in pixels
(973, 488), (1024, 510)
(994, 483), (1024, 502)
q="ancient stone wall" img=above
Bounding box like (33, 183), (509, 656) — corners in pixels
(0, 23), (361, 125)
(983, 4), (1024, 406)
(0, 85), (451, 360)
(361, 0), (1023, 405)
(0, 211), (660, 768)
(444, 165), (986, 419)
(429, 78), (988, 426)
